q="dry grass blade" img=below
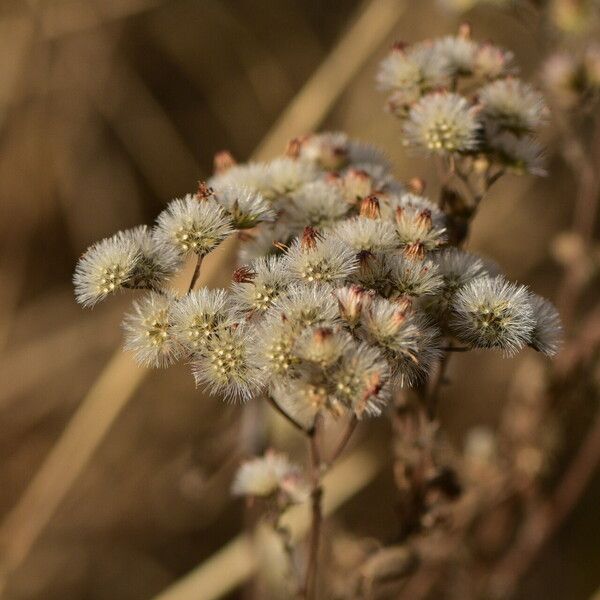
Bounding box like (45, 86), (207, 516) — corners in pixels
(152, 444), (386, 600)
(0, 0), (406, 588)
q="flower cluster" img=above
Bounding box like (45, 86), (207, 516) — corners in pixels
(74, 130), (561, 422)
(377, 27), (547, 176)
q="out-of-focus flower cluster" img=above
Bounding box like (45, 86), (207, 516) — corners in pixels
(377, 26), (547, 177)
(543, 44), (600, 108)
(74, 130), (561, 423)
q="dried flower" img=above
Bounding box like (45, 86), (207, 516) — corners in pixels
(192, 325), (261, 402)
(284, 231), (358, 285)
(335, 285), (373, 327)
(331, 342), (390, 417)
(232, 450), (307, 502)
(155, 195), (234, 256)
(266, 157), (319, 197)
(295, 326), (352, 368)
(287, 180), (350, 229)
(118, 225), (182, 289)
(403, 92), (480, 154)
(269, 283), (339, 329)
(528, 294), (562, 356)
(172, 288), (234, 351)
(450, 276), (536, 354)
(231, 256), (291, 316)
(74, 234), (140, 307)
(212, 184), (275, 229)
(377, 42), (449, 108)
(122, 291), (181, 367)
(490, 131), (547, 176)
(433, 35), (478, 76)
(479, 78), (547, 135)
(332, 217), (398, 254)
(474, 43), (514, 80)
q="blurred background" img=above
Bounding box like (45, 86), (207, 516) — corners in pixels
(0, 0), (598, 599)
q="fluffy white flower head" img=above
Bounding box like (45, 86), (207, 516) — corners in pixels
(213, 184), (275, 229)
(192, 325), (261, 402)
(404, 92), (480, 154)
(172, 288), (234, 351)
(479, 78), (546, 134)
(74, 235), (139, 307)
(528, 294), (562, 357)
(122, 291), (181, 368)
(284, 228), (358, 285)
(155, 195), (233, 256)
(451, 275), (535, 354)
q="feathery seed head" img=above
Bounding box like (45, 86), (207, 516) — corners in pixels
(212, 184), (275, 229)
(122, 291), (181, 368)
(331, 342), (390, 417)
(450, 275), (536, 354)
(232, 450), (307, 502)
(272, 379), (334, 426)
(389, 255), (444, 298)
(74, 234), (140, 307)
(155, 195), (234, 256)
(172, 288), (234, 351)
(269, 284), (339, 329)
(118, 225), (182, 290)
(403, 92), (480, 154)
(335, 285), (373, 327)
(490, 132), (547, 176)
(332, 217), (398, 254)
(231, 256), (291, 315)
(266, 157), (319, 197)
(528, 294), (562, 357)
(285, 231), (358, 285)
(192, 325), (261, 402)
(377, 42), (450, 110)
(435, 248), (490, 294)
(295, 326), (352, 368)
(479, 78), (547, 135)
(339, 168), (377, 204)
(287, 180), (350, 229)
(474, 43), (515, 80)
(209, 162), (273, 200)
(253, 318), (299, 378)
(395, 207), (447, 257)
(433, 35), (478, 76)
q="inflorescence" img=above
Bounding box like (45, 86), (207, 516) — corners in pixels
(377, 26), (547, 176)
(74, 28), (561, 504)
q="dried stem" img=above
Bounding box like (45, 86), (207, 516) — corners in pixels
(325, 415), (359, 468)
(303, 416), (323, 600)
(187, 254), (205, 292)
(266, 395), (314, 436)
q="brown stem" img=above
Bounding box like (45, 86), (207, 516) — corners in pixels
(325, 415), (358, 468)
(266, 395), (314, 436)
(303, 415), (323, 600)
(488, 409), (600, 598)
(187, 254), (204, 293)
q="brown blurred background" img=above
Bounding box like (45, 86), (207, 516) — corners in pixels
(0, 1), (598, 599)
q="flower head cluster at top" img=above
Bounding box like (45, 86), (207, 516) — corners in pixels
(377, 25), (548, 176)
(74, 125), (561, 432)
